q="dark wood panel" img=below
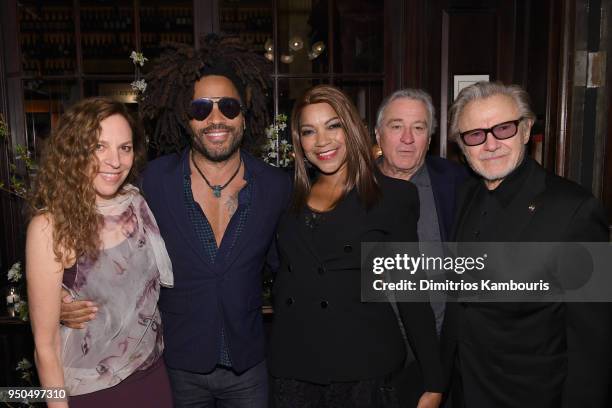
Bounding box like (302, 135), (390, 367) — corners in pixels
(448, 10), (498, 79)
(603, 16), (612, 225)
(0, 0), (27, 272)
(544, 0), (574, 175)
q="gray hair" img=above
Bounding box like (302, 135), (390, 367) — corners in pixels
(375, 88), (437, 136)
(449, 81), (536, 141)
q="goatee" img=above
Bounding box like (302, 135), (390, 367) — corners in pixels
(192, 123), (243, 163)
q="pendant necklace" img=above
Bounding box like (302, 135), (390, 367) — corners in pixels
(191, 152), (242, 198)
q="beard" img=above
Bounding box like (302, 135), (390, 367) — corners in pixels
(463, 144), (526, 183)
(191, 123), (243, 163)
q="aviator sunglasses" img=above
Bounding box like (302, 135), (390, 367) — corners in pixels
(459, 117), (525, 146)
(188, 97), (244, 121)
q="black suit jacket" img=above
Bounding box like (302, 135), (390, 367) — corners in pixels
(268, 173), (444, 391)
(443, 157), (611, 408)
(426, 156), (469, 241)
(142, 149), (291, 373)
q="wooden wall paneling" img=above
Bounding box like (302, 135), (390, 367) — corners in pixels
(495, 0), (517, 83)
(0, 1), (11, 271)
(440, 10), (449, 158)
(440, 6), (502, 159)
(524, 0), (550, 124)
(73, 0), (84, 98)
(600, 0), (612, 225)
(544, 0), (575, 176)
(513, 0), (530, 87)
(384, 0), (405, 95)
(402, 0), (427, 89)
(577, 0), (602, 192)
(396, 0), (445, 155)
(194, 0), (219, 47)
(543, 0), (561, 172)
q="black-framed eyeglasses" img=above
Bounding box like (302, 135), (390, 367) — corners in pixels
(188, 97), (244, 121)
(459, 117), (525, 146)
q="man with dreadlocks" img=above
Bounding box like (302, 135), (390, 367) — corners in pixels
(60, 35), (291, 407)
(139, 35), (290, 407)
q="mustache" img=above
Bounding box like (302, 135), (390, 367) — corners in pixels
(199, 124), (235, 134)
(478, 149), (508, 160)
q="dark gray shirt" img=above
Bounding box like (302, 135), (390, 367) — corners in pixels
(410, 164), (446, 335)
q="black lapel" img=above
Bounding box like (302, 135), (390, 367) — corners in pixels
(495, 160), (546, 242)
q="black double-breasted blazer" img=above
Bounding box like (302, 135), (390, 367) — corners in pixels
(268, 173), (444, 392)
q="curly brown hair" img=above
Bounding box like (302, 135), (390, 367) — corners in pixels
(28, 97), (146, 263)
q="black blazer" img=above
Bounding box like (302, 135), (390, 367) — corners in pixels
(269, 173), (444, 391)
(443, 157), (611, 408)
(143, 149), (291, 373)
(426, 155), (469, 241)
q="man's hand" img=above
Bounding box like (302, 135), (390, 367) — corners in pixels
(59, 288), (97, 329)
(417, 392), (442, 408)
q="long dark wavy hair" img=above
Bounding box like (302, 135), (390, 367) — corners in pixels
(28, 97), (146, 263)
(290, 85), (380, 213)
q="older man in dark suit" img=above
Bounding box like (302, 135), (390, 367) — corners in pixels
(444, 81), (610, 407)
(376, 88), (468, 331)
(375, 89), (469, 406)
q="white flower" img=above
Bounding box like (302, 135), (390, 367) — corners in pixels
(14, 300), (28, 321)
(7, 262), (22, 282)
(131, 79), (147, 93)
(129, 51), (148, 67)
(16, 358), (32, 371)
(262, 114), (294, 167)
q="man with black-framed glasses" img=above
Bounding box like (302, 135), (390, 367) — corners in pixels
(442, 81), (611, 407)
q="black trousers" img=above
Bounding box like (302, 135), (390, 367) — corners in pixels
(270, 374), (401, 408)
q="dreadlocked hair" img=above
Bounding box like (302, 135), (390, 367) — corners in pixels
(140, 34), (272, 155)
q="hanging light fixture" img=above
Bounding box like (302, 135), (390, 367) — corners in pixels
(288, 36), (304, 51)
(264, 38), (274, 53)
(280, 54), (294, 64)
(311, 41), (325, 55)
(263, 34), (325, 64)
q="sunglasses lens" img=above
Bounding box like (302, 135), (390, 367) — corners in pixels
(462, 130), (486, 146)
(492, 122), (518, 139)
(189, 100), (213, 121)
(218, 98), (242, 119)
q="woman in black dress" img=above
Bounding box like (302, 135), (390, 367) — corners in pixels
(269, 85), (443, 407)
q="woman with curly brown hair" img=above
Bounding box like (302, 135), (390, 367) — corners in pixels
(26, 97), (173, 407)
